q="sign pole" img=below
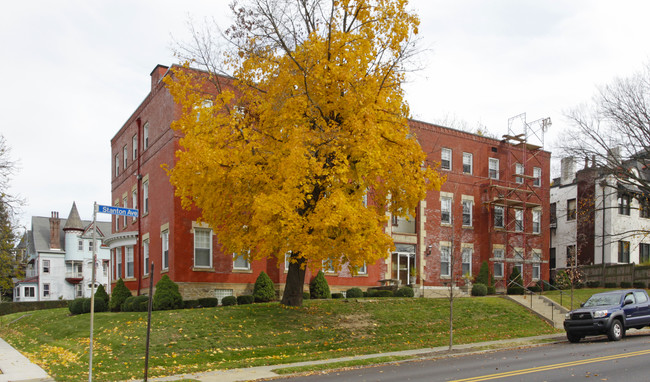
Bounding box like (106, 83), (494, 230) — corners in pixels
(89, 202), (98, 382)
(144, 262), (154, 381)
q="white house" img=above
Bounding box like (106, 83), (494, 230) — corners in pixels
(13, 203), (112, 301)
(551, 157), (650, 271)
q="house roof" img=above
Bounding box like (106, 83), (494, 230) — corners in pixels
(63, 202), (84, 231)
(28, 215), (111, 255)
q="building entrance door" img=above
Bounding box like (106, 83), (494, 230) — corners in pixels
(391, 244), (416, 285)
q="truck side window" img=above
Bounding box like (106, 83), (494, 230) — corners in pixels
(634, 291), (648, 303)
(625, 293), (636, 305)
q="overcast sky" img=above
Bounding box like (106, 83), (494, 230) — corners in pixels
(2, 0), (650, 231)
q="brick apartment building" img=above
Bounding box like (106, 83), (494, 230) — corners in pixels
(106, 64), (551, 300)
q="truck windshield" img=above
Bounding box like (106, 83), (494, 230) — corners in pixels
(583, 293), (622, 307)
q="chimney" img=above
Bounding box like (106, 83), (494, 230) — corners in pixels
(560, 157), (575, 185)
(49, 211), (61, 250)
(150, 64), (169, 91)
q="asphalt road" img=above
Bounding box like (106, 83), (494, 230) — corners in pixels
(273, 330), (650, 381)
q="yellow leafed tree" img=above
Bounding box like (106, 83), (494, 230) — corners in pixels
(165, 0), (445, 306)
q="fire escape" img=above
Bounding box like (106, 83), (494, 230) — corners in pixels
(484, 114), (551, 289)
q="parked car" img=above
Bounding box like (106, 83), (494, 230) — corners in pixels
(563, 289), (650, 343)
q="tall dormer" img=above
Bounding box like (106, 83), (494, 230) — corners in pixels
(63, 202), (85, 261)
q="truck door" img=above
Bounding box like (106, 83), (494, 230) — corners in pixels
(633, 291), (650, 326)
(623, 292), (639, 326)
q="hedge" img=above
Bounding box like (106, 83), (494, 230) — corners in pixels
(633, 281), (646, 289)
(332, 293), (344, 299)
(471, 283), (487, 296)
(237, 295), (254, 305)
(184, 299), (200, 309)
(122, 295), (149, 312)
(1, 300), (68, 316)
(394, 286), (414, 297)
(345, 288), (363, 298)
(109, 279), (132, 312)
(221, 296), (237, 306)
(198, 297), (219, 307)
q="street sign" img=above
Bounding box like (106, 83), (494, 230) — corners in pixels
(97, 204), (139, 217)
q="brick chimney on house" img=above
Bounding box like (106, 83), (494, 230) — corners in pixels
(49, 211), (61, 250)
(150, 64), (169, 91)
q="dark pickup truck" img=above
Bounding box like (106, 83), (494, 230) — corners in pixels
(564, 289), (650, 342)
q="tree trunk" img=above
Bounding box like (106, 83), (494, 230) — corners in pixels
(281, 254), (307, 306)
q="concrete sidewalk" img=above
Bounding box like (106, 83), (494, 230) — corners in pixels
(146, 333), (566, 382)
(0, 337), (53, 382)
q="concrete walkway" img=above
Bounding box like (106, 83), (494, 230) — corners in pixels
(0, 337), (53, 382)
(506, 294), (569, 329)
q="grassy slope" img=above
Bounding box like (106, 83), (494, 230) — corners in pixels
(544, 288), (620, 310)
(0, 297), (558, 381)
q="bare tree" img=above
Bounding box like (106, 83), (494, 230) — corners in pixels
(560, 62), (650, 196)
(0, 135), (22, 301)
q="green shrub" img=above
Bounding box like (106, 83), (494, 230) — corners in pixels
(620, 281), (632, 288)
(362, 291), (370, 297)
(586, 281), (601, 288)
(109, 279), (132, 312)
(237, 295), (254, 305)
(310, 270), (331, 299)
(93, 297), (107, 313)
(528, 285), (541, 293)
(345, 288), (363, 298)
(302, 292), (310, 300)
(471, 283), (487, 296)
(394, 286), (414, 297)
(184, 300), (200, 309)
(487, 286), (496, 295)
(605, 282), (617, 288)
(475, 261), (490, 286)
(370, 290), (393, 297)
(1, 300), (68, 316)
(332, 293), (344, 299)
(253, 271), (276, 302)
(198, 297), (219, 307)
(633, 281), (646, 289)
(153, 275), (183, 311)
(221, 296), (237, 306)
(124, 295), (150, 312)
(507, 267), (524, 295)
(82, 298), (94, 314)
(94, 284), (110, 307)
(69, 298), (86, 315)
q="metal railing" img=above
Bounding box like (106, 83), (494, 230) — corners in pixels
(507, 279), (565, 325)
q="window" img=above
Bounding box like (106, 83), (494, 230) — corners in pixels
(284, 251), (291, 271)
(533, 167), (542, 187)
(42, 259), (50, 274)
(78, 240), (83, 251)
(75, 284), (83, 298)
(15, 287), (19, 297)
(116, 248), (122, 279)
(494, 206), (504, 228)
(194, 228), (212, 267)
(88, 240), (94, 252)
(515, 163), (524, 184)
(618, 192), (631, 215)
(355, 262), (367, 275)
(143, 122), (149, 150)
(493, 248), (504, 278)
(441, 148), (452, 170)
(532, 210), (541, 234)
(123, 145), (128, 169)
(462, 152), (473, 174)
(532, 252), (541, 280)
(123, 197), (128, 226)
(440, 245), (451, 277)
(462, 200), (473, 227)
(635, 291), (649, 304)
(132, 134), (138, 159)
(115, 154), (119, 177)
(233, 251), (250, 270)
(125, 247), (134, 278)
(25, 286), (35, 297)
(132, 189), (137, 220)
(566, 245), (576, 266)
(103, 262), (108, 277)
(618, 241), (630, 263)
(143, 180), (149, 214)
(162, 230), (169, 270)
(322, 259), (335, 273)
(640, 243), (650, 264)
(143, 239), (149, 275)
(489, 158), (499, 179)
(640, 197), (650, 219)
(515, 209), (523, 232)
(550, 202), (557, 226)
(441, 196), (452, 224)
(514, 250), (524, 276)
(43, 283), (50, 298)
(567, 199), (576, 221)
(461, 247), (472, 276)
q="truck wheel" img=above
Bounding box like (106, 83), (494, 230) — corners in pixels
(607, 319), (623, 341)
(566, 332), (582, 343)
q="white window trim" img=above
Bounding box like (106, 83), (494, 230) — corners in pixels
(462, 199), (473, 227)
(125, 247), (134, 279)
(489, 158), (499, 179)
(233, 251), (251, 270)
(441, 148), (452, 171)
(161, 227), (169, 270)
(440, 242), (451, 277)
(462, 152), (473, 174)
(515, 163), (524, 184)
(193, 227), (213, 268)
(494, 205), (505, 228)
(441, 196), (452, 225)
(533, 167), (542, 187)
(142, 237), (150, 276)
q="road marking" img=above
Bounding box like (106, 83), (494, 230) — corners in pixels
(449, 348), (650, 382)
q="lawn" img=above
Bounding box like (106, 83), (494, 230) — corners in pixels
(0, 297), (558, 381)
